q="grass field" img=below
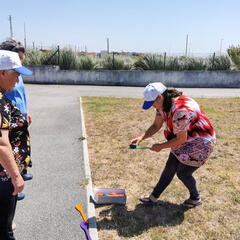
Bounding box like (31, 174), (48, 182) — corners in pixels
(83, 97), (240, 240)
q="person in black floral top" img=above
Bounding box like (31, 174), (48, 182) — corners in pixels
(0, 50), (32, 240)
(0, 39), (33, 202)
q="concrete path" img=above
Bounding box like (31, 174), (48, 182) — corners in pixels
(24, 85), (240, 98)
(15, 85), (88, 240)
(14, 84), (239, 240)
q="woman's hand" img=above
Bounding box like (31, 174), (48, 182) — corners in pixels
(27, 112), (32, 126)
(11, 173), (24, 196)
(151, 143), (163, 152)
(130, 136), (143, 146)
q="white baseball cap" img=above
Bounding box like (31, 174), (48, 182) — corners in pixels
(0, 50), (32, 75)
(142, 82), (167, 110)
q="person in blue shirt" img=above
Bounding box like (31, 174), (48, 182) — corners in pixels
(5, 75), (28, 119)
(0, 39), (33, 202)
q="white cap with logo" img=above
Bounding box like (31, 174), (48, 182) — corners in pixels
(0, 50), (32, 75)
(142, 82), (167, 110)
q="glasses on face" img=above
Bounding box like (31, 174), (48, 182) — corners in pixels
(7, 70), (20, 77)
(7, 69), (14, 74)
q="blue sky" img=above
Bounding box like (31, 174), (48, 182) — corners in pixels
(1, 0), (239, 55)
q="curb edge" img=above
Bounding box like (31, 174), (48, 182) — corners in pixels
(79, 97), (98, 240)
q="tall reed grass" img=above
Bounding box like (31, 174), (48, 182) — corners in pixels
(227, 45), (240, 70)
(23, 48), (232, 71)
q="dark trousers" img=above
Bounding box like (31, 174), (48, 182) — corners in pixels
(151, 152), (200, 200)
(0, 179), (17, 240)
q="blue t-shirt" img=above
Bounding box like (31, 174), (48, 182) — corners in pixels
(5, 75), (27, 118)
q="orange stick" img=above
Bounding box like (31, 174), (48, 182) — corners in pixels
(75, 204), (88, 223)
(96, 193), (104, 196)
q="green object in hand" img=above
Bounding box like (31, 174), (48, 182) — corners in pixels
(129, 143), (151, 149)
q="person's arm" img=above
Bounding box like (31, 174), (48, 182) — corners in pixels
(151, 109), (189, 152)
(27, 112), (32, 125)
(0, 127), (24, 195)
(131, 113), (164, 145)
(151, 131), (187, 152)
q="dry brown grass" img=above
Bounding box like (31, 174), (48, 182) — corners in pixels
(83, 97), (240, 240)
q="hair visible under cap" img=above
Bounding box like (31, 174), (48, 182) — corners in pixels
(0, 39), (25, 53)
(162, 88), (183, 114)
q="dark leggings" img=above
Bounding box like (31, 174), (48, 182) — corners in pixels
(151, 152), (200, 200)
(0, 180), (17, 240)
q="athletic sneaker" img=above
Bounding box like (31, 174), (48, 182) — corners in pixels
(22, 173), (33, 181)
(17, 192), (25, 201)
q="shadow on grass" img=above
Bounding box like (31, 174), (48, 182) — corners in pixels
(96, 200), (189, 238)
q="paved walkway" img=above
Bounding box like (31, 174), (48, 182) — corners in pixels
(15, 85), (88, 240)
(25, 85), (240, 98)
(14, 85), (239, 239)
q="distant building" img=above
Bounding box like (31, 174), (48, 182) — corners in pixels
(79, 51), (97, 56)
(99, 50), (108, 58)
(85, 52), (97, 56)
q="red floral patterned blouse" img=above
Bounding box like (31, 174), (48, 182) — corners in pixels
(157, 95), (216, 167)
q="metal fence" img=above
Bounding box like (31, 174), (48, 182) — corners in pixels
(27, 44), (227, 58)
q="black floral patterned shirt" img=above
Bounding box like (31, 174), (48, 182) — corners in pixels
(0, 92), (31, 180)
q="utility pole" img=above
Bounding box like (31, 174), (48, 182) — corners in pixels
(107, 38), (109, 54)
(24, 23), (27, 49)
(112, 52), (115, 69)
(185, 34), (188, 57)
(9, 15), (13, 39)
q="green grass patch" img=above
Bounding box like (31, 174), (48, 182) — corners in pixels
(83, 97), (240, 240)
(200, 107), (223, 114)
